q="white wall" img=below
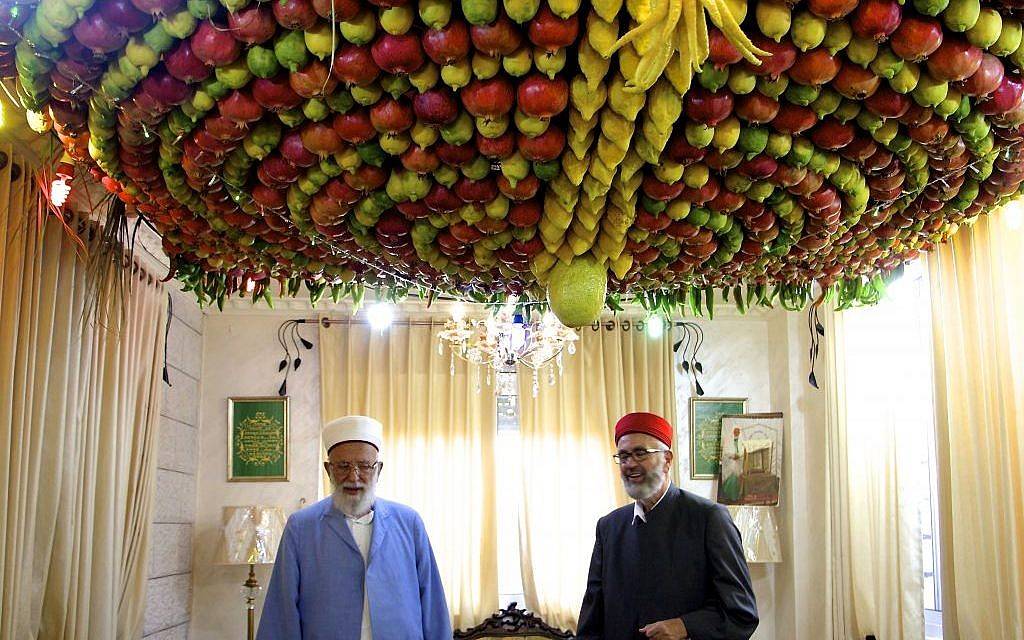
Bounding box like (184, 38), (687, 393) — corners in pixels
(189, 302), (830, 640)
(671, 308), (830, 640)
(190, 311), (323, 640)
(142, 287), (205, 640)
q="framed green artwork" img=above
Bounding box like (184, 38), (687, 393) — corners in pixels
(228, 397), (289, 482)
(689, 397), (747, 480)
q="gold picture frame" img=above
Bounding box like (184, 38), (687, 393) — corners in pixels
(228, 396), (289, 482)
(689, 397), (748, 480)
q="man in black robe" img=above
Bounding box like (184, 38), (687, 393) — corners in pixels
(577, 412), (758, 640)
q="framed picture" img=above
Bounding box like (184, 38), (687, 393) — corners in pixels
(689, 397), (747, 480)
(228, 397), (289, 482)
(718, 413), (784, 507)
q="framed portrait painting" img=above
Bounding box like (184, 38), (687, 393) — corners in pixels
(689, 397), (747, 480)
(228, 396), (289, 482)
(717, 413), (784, 507)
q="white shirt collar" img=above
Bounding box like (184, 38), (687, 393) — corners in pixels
(632, 485), (671, 525)
(346, 509), (375, 526)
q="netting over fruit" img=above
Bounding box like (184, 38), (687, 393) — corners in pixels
(2, 0), (1021, 315)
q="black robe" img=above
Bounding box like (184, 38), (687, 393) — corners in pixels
(576, 486), (758, 640)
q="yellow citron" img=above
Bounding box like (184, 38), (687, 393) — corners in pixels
(547, 254), (608, 327)
(683, 162), (709, 188)
(607, 0), (766, 93)
(712, 116), (740, 150)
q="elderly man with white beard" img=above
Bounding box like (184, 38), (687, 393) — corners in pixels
(576, 412), (758, 640)
(257, 416), (452, 640)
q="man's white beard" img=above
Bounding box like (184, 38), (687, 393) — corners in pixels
(332, 480), (376, 518)
(622, 462), (667, 502)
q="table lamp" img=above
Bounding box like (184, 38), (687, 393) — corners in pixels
(218, 505), (287, 640)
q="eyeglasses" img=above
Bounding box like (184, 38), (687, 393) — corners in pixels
(612, 448), (668, 465)
(327, 461), (381, 476)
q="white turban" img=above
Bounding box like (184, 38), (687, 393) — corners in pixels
(322, 416), (383, 454)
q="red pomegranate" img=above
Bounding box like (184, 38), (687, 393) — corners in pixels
(787, 48), (841, 86)
(851, 0), (902, 43)
(927, 38), (983, 82)
(890, 17), (943, 62)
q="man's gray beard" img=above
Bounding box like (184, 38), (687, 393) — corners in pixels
(623, 463), (667, 502)
(331, 481), (376, 518)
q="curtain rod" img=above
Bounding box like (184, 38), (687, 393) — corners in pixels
(312, 317), (690, 331)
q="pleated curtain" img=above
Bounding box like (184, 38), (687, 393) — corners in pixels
(319, 318), (498, 629)
(515, 324), (677, 630)
(927, 205), (1024, 639)
(0, 144), (167, 639)
(825, 299), (928, 640)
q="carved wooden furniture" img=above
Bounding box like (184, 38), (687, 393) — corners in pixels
(453, 602), (574, 639)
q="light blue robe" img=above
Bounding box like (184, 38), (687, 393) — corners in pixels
(257, 497), (453, 640)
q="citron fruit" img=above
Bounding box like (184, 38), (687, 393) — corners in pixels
(546, 255), (607, 327)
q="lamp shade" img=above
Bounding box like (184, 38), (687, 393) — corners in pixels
(219, 505), (286, 565)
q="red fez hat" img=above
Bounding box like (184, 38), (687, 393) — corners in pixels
(615, 412), (673, 448)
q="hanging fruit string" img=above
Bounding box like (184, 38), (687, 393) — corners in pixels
(609, 0), (768, 93)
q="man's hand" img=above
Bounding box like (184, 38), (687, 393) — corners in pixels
(639, 618), (688, 639)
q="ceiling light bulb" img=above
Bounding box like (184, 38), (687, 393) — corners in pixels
(366, 303), (394, 333)
(50, 176), (71, 208)
(646, 315), (664, 339)
(451, 302), (467, 323)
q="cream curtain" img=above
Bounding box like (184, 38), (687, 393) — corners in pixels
(516, 324), (677, 630)
(0, 144), (167, 639)
(319, 318), (498, 629)
(826, 292), (929, 640)
(928, 206), (1024, 639)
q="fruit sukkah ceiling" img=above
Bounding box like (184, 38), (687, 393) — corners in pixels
(1, 0), (1020, 324)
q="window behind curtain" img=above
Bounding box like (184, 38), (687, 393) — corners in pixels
(842, 260), (943, 639)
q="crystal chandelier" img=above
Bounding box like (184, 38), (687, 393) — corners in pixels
(437, 304), (579, 396)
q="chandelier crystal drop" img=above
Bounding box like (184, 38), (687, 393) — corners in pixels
(438, 304), (578, 395)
